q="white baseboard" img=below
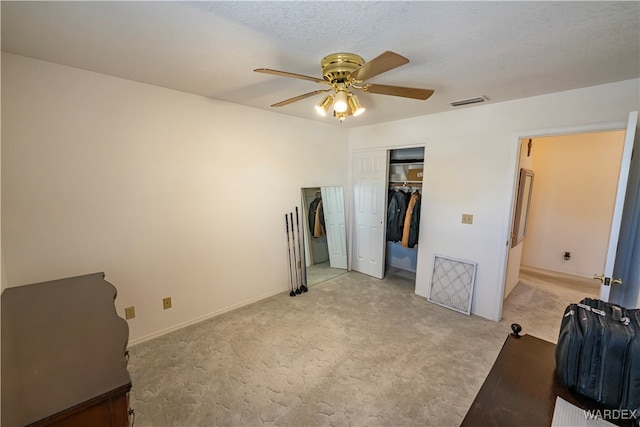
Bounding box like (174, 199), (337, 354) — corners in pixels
(520, 265), (593, 281)
(128, 285), (290, 347)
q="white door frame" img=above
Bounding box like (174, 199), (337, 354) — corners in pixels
(497, 118), (632, 320)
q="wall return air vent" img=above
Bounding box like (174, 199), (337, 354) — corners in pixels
(450, 96), (489, 107)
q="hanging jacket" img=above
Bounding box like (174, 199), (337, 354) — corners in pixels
(408, 194), (421, 248)
(309, 197), (320, 233)
(402, 192), (420, 247)
(313, 199), (326, 237)
(387, 190), (408, 242)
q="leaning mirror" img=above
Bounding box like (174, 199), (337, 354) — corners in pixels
(301, 186), (348, 286)
(511, 168), (535, 248)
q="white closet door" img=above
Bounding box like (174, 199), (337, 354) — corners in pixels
(352, 150), (388, 279)
(600, 111), (638, 302)
(321, 186), (348, 269)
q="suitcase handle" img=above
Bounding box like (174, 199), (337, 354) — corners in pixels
(578, 303), (605, 316)
(609, 305), (631, 324)
(576, 302), (630, 324)
(612, 305), (623, 321)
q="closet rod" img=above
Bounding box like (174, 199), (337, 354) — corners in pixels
(390, 181), (422, 186)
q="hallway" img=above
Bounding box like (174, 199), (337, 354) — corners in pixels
(502, 266), (600, 343)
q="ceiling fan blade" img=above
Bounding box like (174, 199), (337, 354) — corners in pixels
(254, 68), (326, 84)
(363, 84), (434, 100)
(271, 89), (331, 107)
(350, 51), (409, 81)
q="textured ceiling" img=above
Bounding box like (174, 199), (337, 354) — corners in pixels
(2, 1), (639, 127)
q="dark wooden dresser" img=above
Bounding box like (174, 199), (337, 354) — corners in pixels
(2, 273), (132, 426)
(462, 333), (635, 427)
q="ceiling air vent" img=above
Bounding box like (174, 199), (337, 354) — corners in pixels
(450, 96), (489, 107)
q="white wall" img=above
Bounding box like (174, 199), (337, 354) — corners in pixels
(522, 132), (625, 277)
(1, 53), (349, 343)
(348, 78), (639, 321)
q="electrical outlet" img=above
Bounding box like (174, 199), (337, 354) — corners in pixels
(124, 306), (136, 320)
(462, 214), (474, 224)
(163, 297), (172, 310)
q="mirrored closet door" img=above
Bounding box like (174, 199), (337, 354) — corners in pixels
(301, 186), (348, 286)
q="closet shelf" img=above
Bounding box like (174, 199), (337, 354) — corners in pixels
(389, 159), (423, 165)
(390, 181), (423, 186)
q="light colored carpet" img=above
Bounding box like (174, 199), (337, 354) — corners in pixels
(502, 266), (600, 343)
(306, 261), (347, 287)
(127, 267), (596, 426)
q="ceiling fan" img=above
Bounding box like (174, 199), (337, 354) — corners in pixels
(254, 51), (434, 122)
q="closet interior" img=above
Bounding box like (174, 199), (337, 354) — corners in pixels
(386, 147), (424, 278)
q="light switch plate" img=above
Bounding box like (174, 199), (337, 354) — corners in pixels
(462, 214), (474, 224)
(124, 306), (136, 319)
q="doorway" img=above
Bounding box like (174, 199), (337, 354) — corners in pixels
(386, 147), (424, 281)
(504, 130), (626, 314)
(351, 146), (424, 288)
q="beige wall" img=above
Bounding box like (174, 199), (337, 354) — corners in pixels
(348, 80), (638, 321)
(521, 131), (625, 277)
(1, 53), (349, 343)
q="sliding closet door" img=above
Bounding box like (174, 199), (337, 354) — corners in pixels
(352, 150), (388, 279)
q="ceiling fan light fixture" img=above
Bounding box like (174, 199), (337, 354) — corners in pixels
(334, 111), (348, 123)
(333, 90), (348, 113)
(315, 95), (333, 116)
(347, 94), (365, 116)
(256, 51), (434, 122)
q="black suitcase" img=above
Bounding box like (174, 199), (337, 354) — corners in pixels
(578, 298), (635, 407)
(555, 302), (584, 392)
(556, 298), (638, 413)
(625, 308), (640, 414)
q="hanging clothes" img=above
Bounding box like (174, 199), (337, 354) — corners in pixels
(387, 190), (408, 242)
(313, 199), (325, 237)
(308, 196), (326, 238)
(407, 192), (421, 248)
(308, 196), (320, 231)
(401, 191), (420, 247)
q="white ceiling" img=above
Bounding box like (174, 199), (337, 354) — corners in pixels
(2, 1), (639, 128)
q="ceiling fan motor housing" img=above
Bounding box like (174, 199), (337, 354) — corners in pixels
(321, 53), (365, 83)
